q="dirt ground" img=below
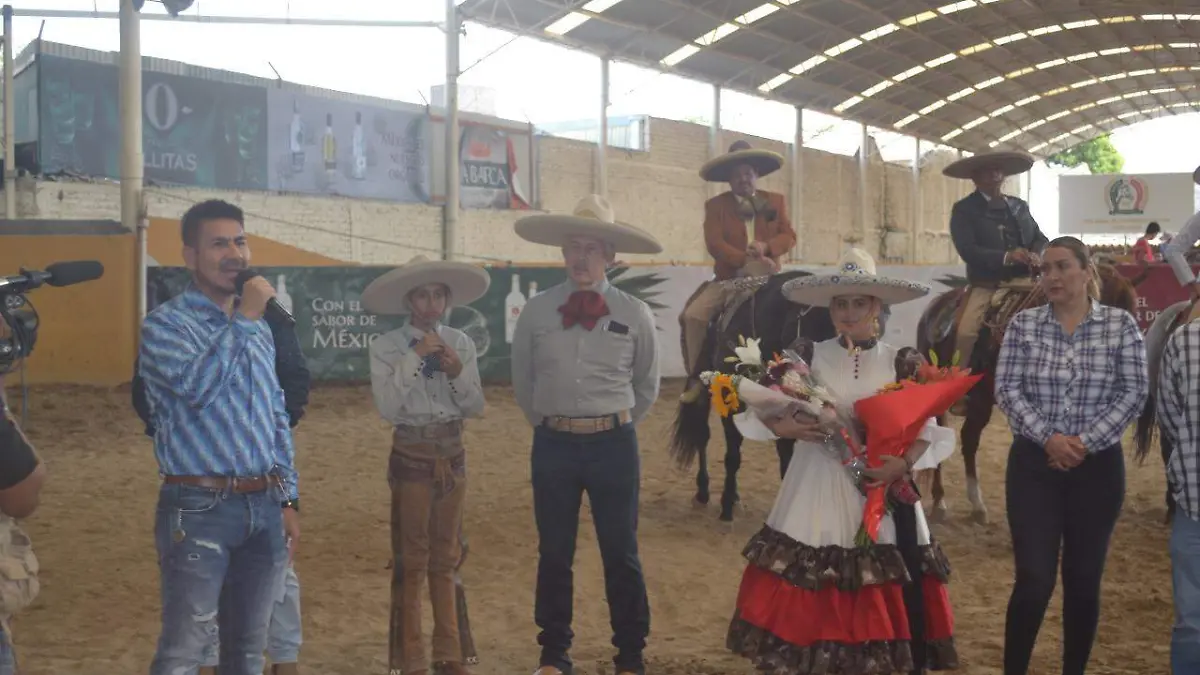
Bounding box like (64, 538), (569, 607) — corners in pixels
(6, 379), (1173, 674)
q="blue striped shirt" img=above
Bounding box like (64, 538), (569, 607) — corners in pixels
(138, 284), (298, 500)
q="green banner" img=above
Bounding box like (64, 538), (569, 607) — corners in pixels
(147, 265), (668, 383)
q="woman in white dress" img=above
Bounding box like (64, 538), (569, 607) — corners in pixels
(725, 249), (959, 675)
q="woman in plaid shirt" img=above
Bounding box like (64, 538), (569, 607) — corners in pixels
(994, 236), (1148, 675)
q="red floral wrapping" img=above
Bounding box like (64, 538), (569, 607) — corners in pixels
(852, 374), (983, 541)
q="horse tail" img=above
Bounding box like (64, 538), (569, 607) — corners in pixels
(668, 393), (712, 471)
(1133, 391), (1157, 466)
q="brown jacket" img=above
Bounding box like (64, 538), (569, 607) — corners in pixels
(704, 190), (796, 281)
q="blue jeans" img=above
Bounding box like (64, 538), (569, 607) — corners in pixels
(150, 483), (289, 675)
(0, 620), (16, 675)
(1171, 513), (1200, 673)
(201, 565), (302, 666)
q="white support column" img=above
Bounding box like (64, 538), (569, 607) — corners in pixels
(443, 0), (460, 261)
(858, 123), (870, 250)
(596, 57), (609, 198)
(709, 85), (721, 198)
(119, 0), (146, 330)
(910, 138), (921, 264)
(3, 5), (14, 220)
(791, 106), (804, 261)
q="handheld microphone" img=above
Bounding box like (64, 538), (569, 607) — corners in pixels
(0, 260), (105, 294)
(234, 268), (296, 326)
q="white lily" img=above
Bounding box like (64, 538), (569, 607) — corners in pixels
(734, 337), (763, 366)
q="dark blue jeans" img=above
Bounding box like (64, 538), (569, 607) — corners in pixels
(532, 425), (649, 675)
(149, 482), (289, 675)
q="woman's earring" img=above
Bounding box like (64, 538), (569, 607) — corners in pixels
(872, 317), (881, 338)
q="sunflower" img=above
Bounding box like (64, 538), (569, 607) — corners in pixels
(709, 373), (741, 417)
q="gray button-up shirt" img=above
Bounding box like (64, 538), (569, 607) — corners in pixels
(369, 322), (486, 427)
(511, 277), (660, 427)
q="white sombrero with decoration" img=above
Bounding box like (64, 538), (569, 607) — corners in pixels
(361, 254), (491, 315)
(699, 140), (784, 183)
(942, 150), (1034, 180)
(514, 194), (663, 254)
(781, 248), (930, 307)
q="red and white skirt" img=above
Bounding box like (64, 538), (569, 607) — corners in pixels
(725, 444), (958, 674)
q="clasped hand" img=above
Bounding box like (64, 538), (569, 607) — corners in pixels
(414, 332), (463, 378)
(761, 410), (829, 443)
(1046, 433), (1086, 471)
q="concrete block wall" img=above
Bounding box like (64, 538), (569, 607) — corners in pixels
(18, 116), (972, 267)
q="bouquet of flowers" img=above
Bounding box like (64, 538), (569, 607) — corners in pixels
(698, 336), (853, 447)
(850, 350), (982, 545)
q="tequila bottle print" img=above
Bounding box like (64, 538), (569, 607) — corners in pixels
(351, 111), (367, 180)
(289, 100), (304, 174)
(275, 275), (294, 314)
(505, 273), (526, 344)
(322, 113), (337, 172)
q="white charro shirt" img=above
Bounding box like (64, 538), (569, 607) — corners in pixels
(1162, 210), (1200, 287)
(368, 321), (485, 427)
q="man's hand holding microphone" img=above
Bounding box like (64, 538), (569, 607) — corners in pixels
(232, 271), (301, 559)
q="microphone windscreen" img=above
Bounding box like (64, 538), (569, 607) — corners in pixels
(234, 268), (260, 294)
(44, 260), (105, 287)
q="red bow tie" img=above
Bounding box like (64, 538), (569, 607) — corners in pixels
(558, 290), (610, 331)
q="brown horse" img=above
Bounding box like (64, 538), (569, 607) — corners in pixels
(915, 264), (1138, 524)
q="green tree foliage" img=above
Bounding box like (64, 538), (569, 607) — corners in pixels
(1046, 134), (1125, 174)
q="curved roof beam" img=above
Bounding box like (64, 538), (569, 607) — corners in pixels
(938, 69), (1200, 143)
(1028, 101), (1200, 154)
(885, 43), (1198, 134)
(980, 87), (1199, 151)
(823, 14), (1200, 113)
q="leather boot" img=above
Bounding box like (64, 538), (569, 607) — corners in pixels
(678, 379), (703, 404)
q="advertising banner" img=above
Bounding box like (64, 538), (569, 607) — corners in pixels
(1114, 263), (1199, 331)
(1059, 172), (1197, 235)
(37, 54), (269, 190)
(429, 115), (535, 210)
(265, 89), (430, 203)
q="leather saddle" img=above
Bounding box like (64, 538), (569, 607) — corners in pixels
(714, 259), (776, 335)
(924, 278), (1043, 365)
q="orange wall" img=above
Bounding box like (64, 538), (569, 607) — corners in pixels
(147, 217), (350, 267)
(0, 233), (137, 386)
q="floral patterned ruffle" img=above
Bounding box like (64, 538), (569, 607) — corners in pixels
(740, 525), (952, 591)
(727, 615), (961, 675)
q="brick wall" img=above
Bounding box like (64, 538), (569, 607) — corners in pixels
(18, 116), (972, 266)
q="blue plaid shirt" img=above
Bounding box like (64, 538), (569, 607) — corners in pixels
(994, 301), (1148, 452)
(138, 285), (298, 500)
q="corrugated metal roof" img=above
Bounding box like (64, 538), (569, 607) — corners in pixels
(459, 0), (1200, 157)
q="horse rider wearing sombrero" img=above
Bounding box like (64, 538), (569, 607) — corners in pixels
(511, 195), (662, 675)
(945, 150), (1049, 414)
(679, 140), (796, 403)
(1161, 164), (1200, 324)
(364, 256), (490, 675)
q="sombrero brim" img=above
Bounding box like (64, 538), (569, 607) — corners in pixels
(514, 214), (663, 254)
(781, 274), (930, 308)
(361, 261), (491, 315)
(942, 151), (1034, 180)
(699, 149), (784, 182)
(1193, 164), (1199, 186)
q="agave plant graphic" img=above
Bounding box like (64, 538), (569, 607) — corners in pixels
(606, 266), (669, 326)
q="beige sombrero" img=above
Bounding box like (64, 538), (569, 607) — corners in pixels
(699, 140), (784, 183)
(361, 255), (491, 315)
(942, 150), (1034, 180)
(514, 194), (663, 254)
(781, 248), (930, 307)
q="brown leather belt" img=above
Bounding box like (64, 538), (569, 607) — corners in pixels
(163, 475), (276, 494)
(394, 419), (463, 440)
(542, 410), (632, 435)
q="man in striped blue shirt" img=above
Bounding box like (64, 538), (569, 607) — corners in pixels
(138, 199), (299, 675)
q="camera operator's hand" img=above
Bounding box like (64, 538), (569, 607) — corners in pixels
(237, 276), (276, 322)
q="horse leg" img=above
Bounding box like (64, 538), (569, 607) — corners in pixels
(776, 439), (795, 480)
(694, 442), (710, 507)
(961, 394), (994, 525)
(719, 416), (743, 522)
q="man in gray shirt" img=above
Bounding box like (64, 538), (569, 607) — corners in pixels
(511, 195), (663, 675)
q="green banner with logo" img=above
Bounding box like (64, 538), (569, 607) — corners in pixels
(146, 265), (668, 383)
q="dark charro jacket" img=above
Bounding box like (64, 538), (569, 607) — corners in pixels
(949, 191), (1049, 285)
(131, 311), (311, 436)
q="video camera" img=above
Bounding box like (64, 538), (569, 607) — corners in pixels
(0, 261), (105, 374)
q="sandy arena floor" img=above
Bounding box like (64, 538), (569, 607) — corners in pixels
(5, 379), (1173, 674)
